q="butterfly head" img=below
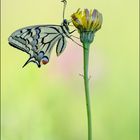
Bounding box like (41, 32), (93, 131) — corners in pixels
(62, 19), (70, 31)
(63, 19), (69, 25)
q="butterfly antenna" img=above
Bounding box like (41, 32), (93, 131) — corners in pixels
(61, 0), (67, 20)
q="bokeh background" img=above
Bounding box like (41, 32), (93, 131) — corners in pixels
(1, 0), (139, 140)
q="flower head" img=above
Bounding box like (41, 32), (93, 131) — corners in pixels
(71, 9), (103, 44)
(71, 9), (103, 33)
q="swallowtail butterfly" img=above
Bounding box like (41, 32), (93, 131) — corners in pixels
(8, 0), (80, 68)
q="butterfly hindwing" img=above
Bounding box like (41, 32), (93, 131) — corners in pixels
(8, 25), (68, 67)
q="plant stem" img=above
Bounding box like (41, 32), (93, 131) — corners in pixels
(83, 43), (92, 140)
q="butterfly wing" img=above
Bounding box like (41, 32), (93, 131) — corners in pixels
(8, 25), (67, 67)
(55, 34), (66, 56)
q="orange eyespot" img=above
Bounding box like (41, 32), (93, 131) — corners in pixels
(41, 57), (49, 65)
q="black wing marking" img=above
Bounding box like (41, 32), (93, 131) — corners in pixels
(8, 25), (68, 67)
(56, 36), (67, 56)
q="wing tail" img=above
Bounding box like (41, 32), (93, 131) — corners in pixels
(22, 57), (41, 68)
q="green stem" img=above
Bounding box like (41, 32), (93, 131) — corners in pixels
(83, 43), (92, 140)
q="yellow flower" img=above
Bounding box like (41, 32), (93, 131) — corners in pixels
(71, 9), (103, 43)
(71, 8), (103, 32)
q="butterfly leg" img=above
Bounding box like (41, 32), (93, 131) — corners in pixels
(70, 35), (80, 39)
(69, 29), (76, 34)
(68, 36), (82, 47)
(68, 30), (88, 49)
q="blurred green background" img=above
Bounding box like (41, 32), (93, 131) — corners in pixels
(1, 0), (139, 140)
